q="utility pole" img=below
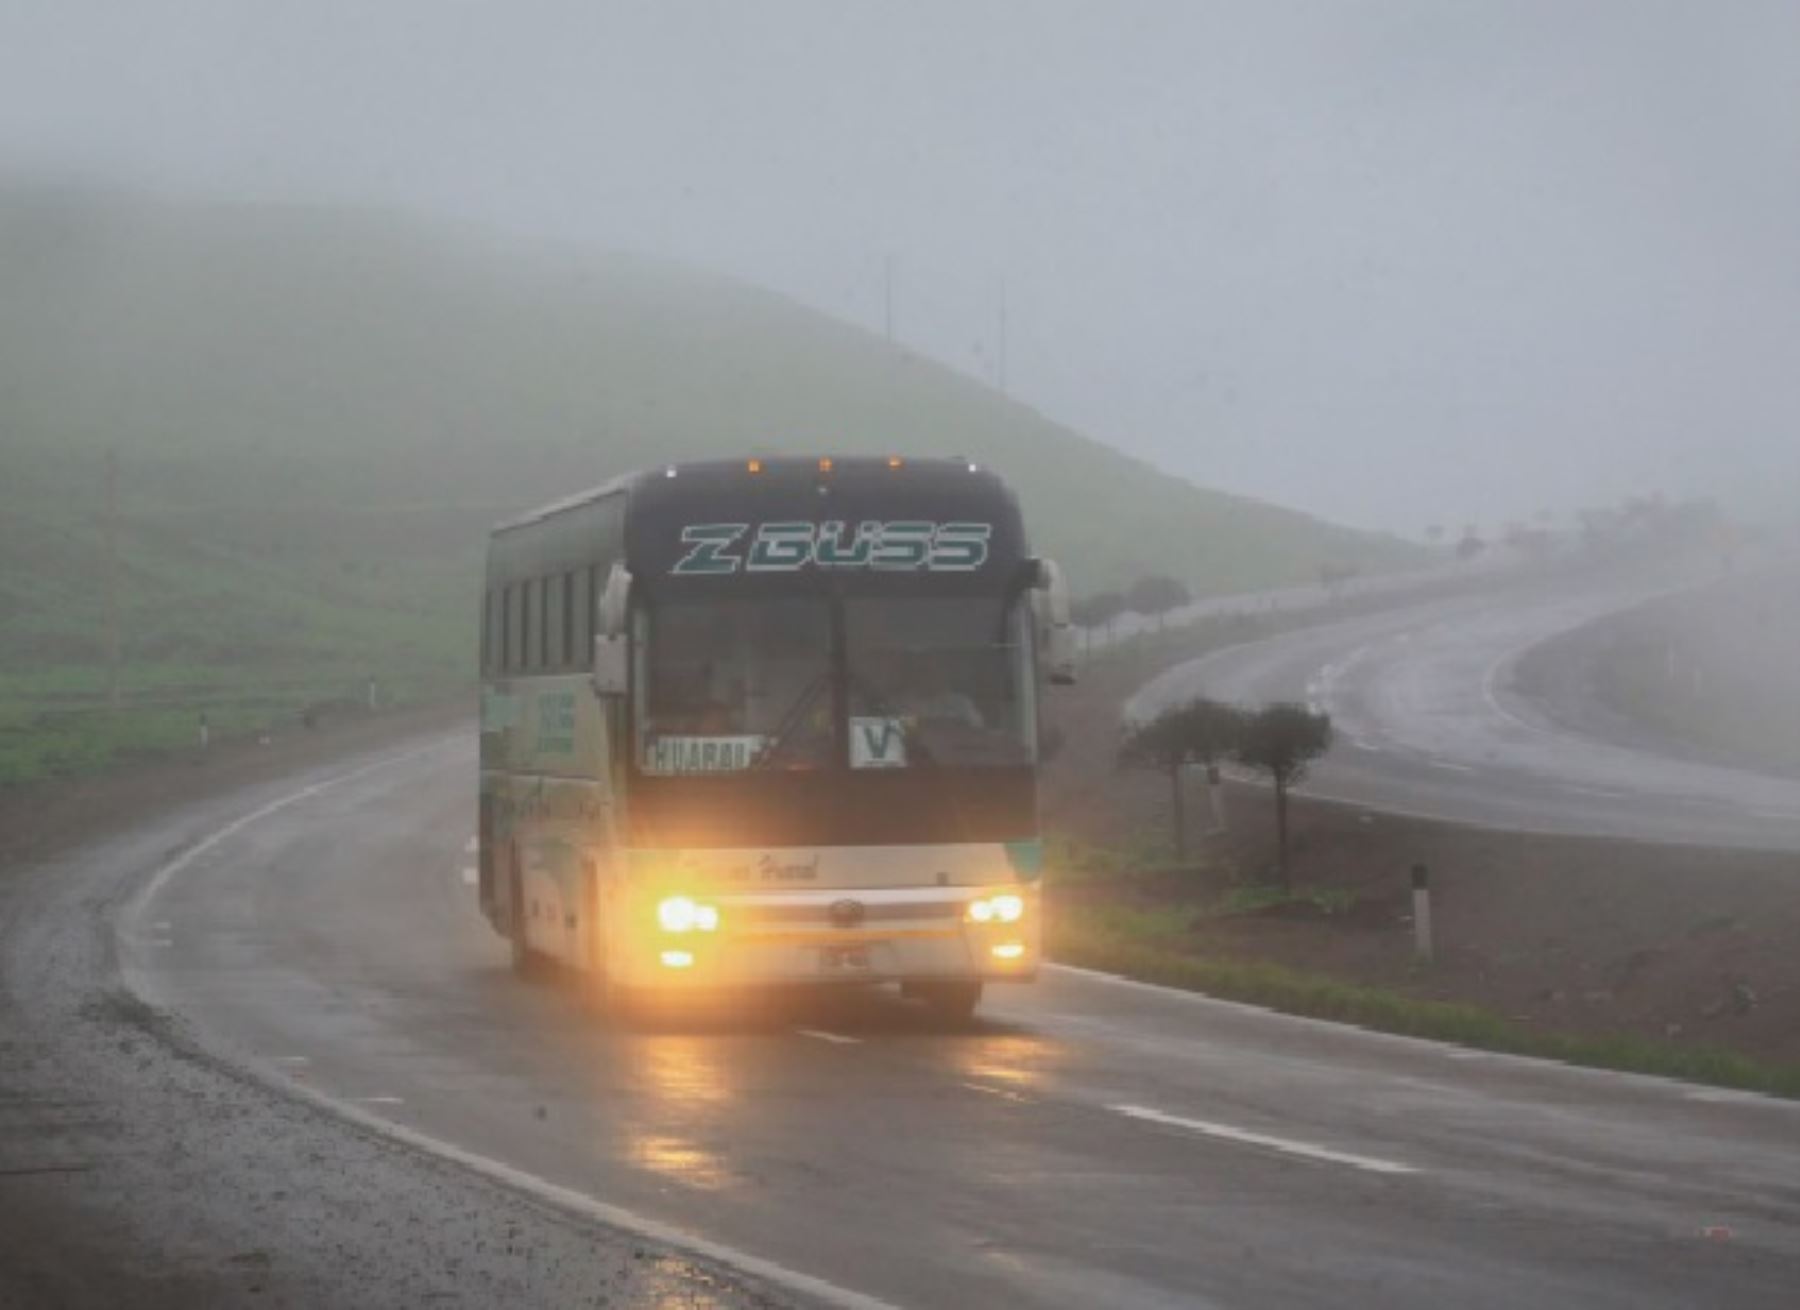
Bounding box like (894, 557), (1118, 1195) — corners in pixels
(883, 254), (896, 342)
(103, 448), (121, 710)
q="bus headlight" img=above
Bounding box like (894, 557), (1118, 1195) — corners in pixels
(965, 893), (1025, 925)
(657, 896), (721, 933)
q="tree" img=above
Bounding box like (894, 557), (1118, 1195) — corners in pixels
(1069, 590), (1128, 653)
(1235, 703), (1333, 887)
(1125, 574), (1191, 632)
(1118, 698), (1246, 861)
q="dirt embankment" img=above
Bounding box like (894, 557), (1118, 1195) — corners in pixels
(1044, 613), (1800, 1069)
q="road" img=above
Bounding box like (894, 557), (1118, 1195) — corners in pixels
(110, 732), (1800, 1308)
(1129, 573), (1800, 850)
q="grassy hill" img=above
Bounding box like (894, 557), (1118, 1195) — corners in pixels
(0, 182), (1418, 781)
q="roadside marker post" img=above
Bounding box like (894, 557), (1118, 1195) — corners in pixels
(1411, 863), (1434, 963)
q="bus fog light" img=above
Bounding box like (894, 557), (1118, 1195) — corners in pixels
(991, 942), (1026, 960)
(657, 896), (721, 933)
(660, 949), (696, 969)
(966, 893), (1025, 925)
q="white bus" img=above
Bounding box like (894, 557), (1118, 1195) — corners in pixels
(478, 455), (1073, 1020)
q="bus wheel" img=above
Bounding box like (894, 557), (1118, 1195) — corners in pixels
(913, 981), (982, 1024)
(508, 866), (543, 978)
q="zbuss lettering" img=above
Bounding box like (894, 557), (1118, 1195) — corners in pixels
(673, 521), (991, 575)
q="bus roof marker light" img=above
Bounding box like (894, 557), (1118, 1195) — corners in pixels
(818, 457), (834, 474)
(747, 458), (763, 474)
(888, 456), (903, 469)
(664, 465), (678, 479)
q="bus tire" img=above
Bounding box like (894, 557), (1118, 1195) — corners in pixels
(508, 864), (544, 979)
(913, 980), (982, 1023)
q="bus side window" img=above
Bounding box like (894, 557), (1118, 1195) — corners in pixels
(527, 579), (543, 672)
(546, 571), (566, 672)
(502, 585), (518, 673)
(561, 571), (577, 669)
(574, 566), (595, 667)
(480, 588), (492, 673)
(485, 588), (502, 674)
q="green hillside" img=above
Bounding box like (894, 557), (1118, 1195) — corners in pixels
(0, 182), (1417, 781)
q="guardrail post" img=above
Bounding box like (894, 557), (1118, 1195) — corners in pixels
(1411, 863), (1433, 962)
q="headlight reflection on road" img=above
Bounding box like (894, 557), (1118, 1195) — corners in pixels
(620, 1036), (740, 1193)
(950, 1032), (1061, 1095)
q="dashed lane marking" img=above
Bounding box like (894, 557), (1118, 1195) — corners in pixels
(961, 1081), (1031, 1104)
(797, 1029), (862, 1045)
(461, 866), (478, 886)
(1112, 1104), (1419, 1176)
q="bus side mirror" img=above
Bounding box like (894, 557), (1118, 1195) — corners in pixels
(592, 634), (628, 698)
(598, 564), (633, 637)
(593, 565), (633, 698)
(1031, 557), (1077, 686)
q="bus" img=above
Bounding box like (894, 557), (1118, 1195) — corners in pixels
(477, 455), (1074, 1020)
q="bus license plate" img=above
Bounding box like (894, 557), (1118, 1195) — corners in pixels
(820, 945), (871, 972)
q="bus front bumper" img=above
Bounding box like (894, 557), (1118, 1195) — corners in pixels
(615, 890), (1039, 990)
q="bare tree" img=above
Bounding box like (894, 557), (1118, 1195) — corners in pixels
(1118, 698), (1246, 861)
(1235, 703), (1333, 887)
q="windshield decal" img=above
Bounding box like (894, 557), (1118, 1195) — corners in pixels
(642, 734), (768, 773)
(671, 521), (991, 575)
(850, 716), (908, 769)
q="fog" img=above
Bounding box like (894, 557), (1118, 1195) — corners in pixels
(3, 1), (1796, 533)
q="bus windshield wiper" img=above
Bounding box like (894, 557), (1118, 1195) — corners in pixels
(752, 669), (833, 770)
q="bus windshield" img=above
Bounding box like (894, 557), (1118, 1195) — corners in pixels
(638, 597), (834, 773)
(844, 597), (1036, 771)
(636, 593), (1036, 774)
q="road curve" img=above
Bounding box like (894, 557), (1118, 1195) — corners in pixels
(117, 733), (1800, 1308)
(1129, 574), (1800, 850)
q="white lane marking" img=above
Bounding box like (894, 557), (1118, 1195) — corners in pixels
(464, 835), (479, 853)
(1424, 758), (1476, 774)
(460, 866), (478, 886)
(961, 1081), (1030, 1103)
(1112, 1104), (1418, 1176)
(355, 1096), (406, 1106)
(1684, 1089), (1779, 1106)
(124, 743), (902, 1310)
(272, 1056), (310, 1066)
(797, 1028), (862, 1046)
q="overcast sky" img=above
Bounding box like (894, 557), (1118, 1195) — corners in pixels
(4, 1), (1796, 532)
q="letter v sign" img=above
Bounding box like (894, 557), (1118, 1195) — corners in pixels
(851, 717), (907, 768)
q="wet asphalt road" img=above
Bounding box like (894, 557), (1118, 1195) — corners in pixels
(113, 732), (1800, 1309)
(1130, 574), (1800, 851)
